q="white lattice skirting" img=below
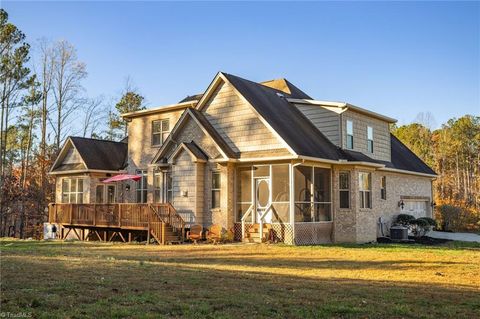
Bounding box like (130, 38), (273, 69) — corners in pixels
(294, 222), (333, 245)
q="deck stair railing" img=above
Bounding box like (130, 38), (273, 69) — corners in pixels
(240, 204), (254, 239)
(258, 203), (273, 241)
(149, 204), (185, 241)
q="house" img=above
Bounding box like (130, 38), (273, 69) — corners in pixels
(48, 72), (436, 244)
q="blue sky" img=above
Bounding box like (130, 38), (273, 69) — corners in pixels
(3, 1), (479, 128)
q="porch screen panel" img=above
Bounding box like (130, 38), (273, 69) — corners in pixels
(236, 167), (252, 222)
(313, 168), (331, 221)
(294, 166), (332, 222)
(294, 166), (312, 222)
(272, 164), (290, 222)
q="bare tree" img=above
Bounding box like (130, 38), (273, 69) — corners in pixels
(414, 112), (437, 130)
(79, 96), (106, 138)
(51, 40), (87, 150)
(35, 38), (55, 188)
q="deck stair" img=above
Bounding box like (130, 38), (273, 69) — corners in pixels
(48, 203), (185, 245)
(243, 223), (271, 243)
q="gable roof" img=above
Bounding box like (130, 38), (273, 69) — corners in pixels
(151, 108), (236, 164)
(221, 72), (343, 160)
(50, 137), (128, 173)
(168, 141), (209, 164)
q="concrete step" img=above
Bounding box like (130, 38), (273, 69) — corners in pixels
(242, 237), (263, 243)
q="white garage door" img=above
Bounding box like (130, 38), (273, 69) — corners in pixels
(404, 201), (428, 218)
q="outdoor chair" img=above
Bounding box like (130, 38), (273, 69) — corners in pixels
(186, 224), (203, 244)
(206, 224), (223, 244)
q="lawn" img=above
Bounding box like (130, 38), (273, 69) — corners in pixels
(1, 240), (479, 319)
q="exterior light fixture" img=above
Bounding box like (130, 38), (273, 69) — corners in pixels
(398, 199), (405, 210)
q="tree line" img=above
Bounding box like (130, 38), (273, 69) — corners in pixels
(0, 9), (144, 237)
(393, 115), (480, 232)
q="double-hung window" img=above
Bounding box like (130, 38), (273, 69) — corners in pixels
(154, 172), (161, 203)
(160, 171), (173, 203)
(359, 172), (372, 209)
(339, 172), (350, 209)
(381, 176), (387, 200)
(346, 120), (354, 149)
(152, 119), (170, 146)
(367, 126), (374, 153)
(211, 171), (221, 209)
(62, 178), (84, 203)
(136, 170), (148, 203)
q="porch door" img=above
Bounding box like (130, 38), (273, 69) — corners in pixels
(255, 178), (272, 223)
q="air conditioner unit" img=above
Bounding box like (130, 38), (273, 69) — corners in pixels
(390, 226), (408, 241)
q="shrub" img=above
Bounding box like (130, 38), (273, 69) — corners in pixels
(416, 217), (437, 227)
(436, 205), (463, 231)
(410, 218), (431, 238)
(395, 214), (415, 226)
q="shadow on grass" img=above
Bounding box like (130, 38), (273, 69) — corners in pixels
(1, 243), (479, 319)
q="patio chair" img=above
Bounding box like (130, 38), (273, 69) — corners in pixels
(206, 224), (223, 244)
(186, 224), (203, 244)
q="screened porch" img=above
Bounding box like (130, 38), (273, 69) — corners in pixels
(235, 162), (333, 245)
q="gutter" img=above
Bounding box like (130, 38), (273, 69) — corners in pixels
(378, 167), (438, 179)
(48, 169), (127, 176)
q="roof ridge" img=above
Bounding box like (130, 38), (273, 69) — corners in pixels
(70, 136), (126, 145)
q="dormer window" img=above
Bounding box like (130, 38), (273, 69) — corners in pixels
(346, 120), (354, 149)
(152, 119), (170, 146)
(367, 126), (373, 153)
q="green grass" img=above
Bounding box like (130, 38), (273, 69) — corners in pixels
(1, 239), (479, 318)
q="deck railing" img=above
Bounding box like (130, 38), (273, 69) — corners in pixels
(48, 203), (184, 234)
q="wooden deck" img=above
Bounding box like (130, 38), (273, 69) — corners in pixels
(48, 203), (185, 244)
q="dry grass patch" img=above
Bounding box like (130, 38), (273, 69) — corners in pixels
(1, 239), (479, 318)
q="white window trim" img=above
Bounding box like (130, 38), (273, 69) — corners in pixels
(346, 120), (354, 150)
(136, 169), (148, 203)
(367, 126), (374, 153)
(152, 119), (170, 147)
(359, 172), (372, 209)
(95, 183), (117, 204)
(211, 171), (221, 209)
(61, 178), (85, 204)
(339, 171), (350, 209)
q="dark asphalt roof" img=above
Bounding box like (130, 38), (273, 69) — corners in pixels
(386, 134), (436, 175)
(222, 72), (343, 160)
(68, 137), (128, 171)
(184, 141), (209, 161)
(179, 94), (203, 103)
(222, 72), (435, 175)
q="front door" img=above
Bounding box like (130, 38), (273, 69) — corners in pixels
(255, 178), (272, 223)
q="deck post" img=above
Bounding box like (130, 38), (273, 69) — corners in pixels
(161, 223), (165, 245)
(147, 208), (151, 245)
(104, 230), (107, 242)
(118, 204), (122, 227)
(93, 204), (96, 226)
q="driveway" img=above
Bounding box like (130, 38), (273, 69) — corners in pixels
(428, 231), (480, 243)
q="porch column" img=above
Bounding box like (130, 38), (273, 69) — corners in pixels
(289, 162), (295, 244)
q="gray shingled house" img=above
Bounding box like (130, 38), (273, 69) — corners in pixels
(49, 72), (436, 244)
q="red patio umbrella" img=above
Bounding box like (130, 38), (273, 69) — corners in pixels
(102, 174), (142, 183)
